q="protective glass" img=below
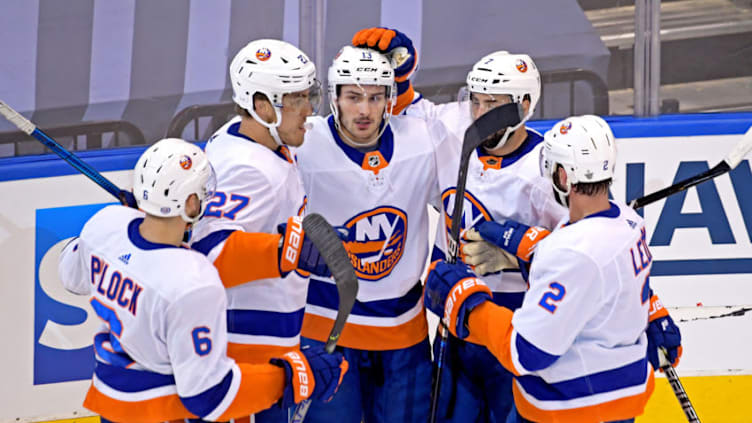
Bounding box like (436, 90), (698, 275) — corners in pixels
(282, 79), (322, 114)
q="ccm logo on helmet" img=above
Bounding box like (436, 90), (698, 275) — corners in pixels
(469, 76), (489, 83)
(283, 216), (303, 268)
(355, 67), (378, 72)
(284, 351), (310, 397)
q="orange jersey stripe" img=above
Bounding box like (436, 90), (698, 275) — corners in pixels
(465, 301), (519, 376)
(213, 231), (281, 288)
(84, 385), (194, 423)
(301, 310), (428, 350)
(513, 370), (655, 423)
(227, 342), (300, 364)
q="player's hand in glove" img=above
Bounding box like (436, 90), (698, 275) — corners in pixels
(462, 228), (519, 275)
(424, 260), (492, 339)
(475, 220), (550, 262)
(278, 216), (330, 277)
(352, 27), (418, 114)
(646, 292), (683, 371)
(271, 346), (349, 407)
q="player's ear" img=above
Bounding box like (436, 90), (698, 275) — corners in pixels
(252, 94), (275, 123)
(185, 194), (201, 219)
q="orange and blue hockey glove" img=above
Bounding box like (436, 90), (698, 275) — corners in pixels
(352, 27), (418, 114)
(277, 216), (330, 277)
(646, 292), (683, 371)
(270, 346), (348, 407)
(424, 260), (492, 339)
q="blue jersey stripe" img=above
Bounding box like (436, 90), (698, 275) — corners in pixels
(516, 357), (648, 401)
(307, 278), (422, 318)
(191, 229), (235, 256)
(227, 308), (305, 337)
(515, 333), (560, 372)
(94, 361), (176, 392)
(181, 369), (233, 418)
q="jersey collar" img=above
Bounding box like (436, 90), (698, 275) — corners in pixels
(128, 218), (181, 250)
(327, 115), (394, 174)
(227, 121), (295, 164)
(476, 129), (543, 171)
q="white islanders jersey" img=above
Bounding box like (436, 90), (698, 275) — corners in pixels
(58, 206), (261, 422)
(191, 116), (308, 363)
(506, 201), (654, 422)
(408, 97), (567, 297)
(296, 114), (456, 350)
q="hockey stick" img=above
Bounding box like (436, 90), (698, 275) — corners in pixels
(630, 124), (752, 209)
(291, 213), (358, 423)
(0, 100), (137, 207)
(429, 102), (523, 423)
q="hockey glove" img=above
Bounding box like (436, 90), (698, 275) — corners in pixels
(270, 346), (348, 407)
(352, 27), (418, 114)
(462, 228), (520, 275)
(278, 216), (330, 277)
(476, 220), (550, 262)
(646, 293), (683, 371)
(424, 260), (492, 339)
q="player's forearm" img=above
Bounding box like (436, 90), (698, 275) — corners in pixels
(214, 362), (286, 420)
(465, 301), (520, 376)
(213, 231), (283, 288)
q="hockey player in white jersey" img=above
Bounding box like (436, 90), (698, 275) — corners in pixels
(425, 116), (659, 423)
(58, 138), (347, 423)
(294, 45), (456, 422)
(353, 28), (566, 422)
(188, 39), (340, 422)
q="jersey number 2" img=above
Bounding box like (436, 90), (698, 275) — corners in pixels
(538, 282), (566, 314)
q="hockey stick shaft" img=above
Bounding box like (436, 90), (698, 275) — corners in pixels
(0, 100), (124, 200)
(291, 213), (358, 423)
(631, 125), (752, 209)
(430, 103), (523, 423)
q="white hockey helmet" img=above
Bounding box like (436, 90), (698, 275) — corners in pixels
(540, 115), (616, 205)
(463, 51), (541, 149)
(133, 138), (216, 224)
(229, 39), (320, 145)
(328, 46), (396, 145)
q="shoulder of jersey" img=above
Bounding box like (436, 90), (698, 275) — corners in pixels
(547, 202), (643, 260)
(82, 205), (144, 238)
(206, 117), (289, 184)
(390, 113), (443, 151)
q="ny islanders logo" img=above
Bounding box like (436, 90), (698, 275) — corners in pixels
(442, 188), (493, 240)
(343, 206), (407, 281)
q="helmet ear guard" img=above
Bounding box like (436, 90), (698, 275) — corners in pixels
(133, 138), (216, 224)
(327, 46), (396, 146)
(229, 39), (319, 146)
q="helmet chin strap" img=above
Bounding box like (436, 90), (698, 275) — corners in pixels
(248, 104), (285, 146)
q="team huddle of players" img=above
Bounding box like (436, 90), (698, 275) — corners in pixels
(58, 27), (683, 423)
